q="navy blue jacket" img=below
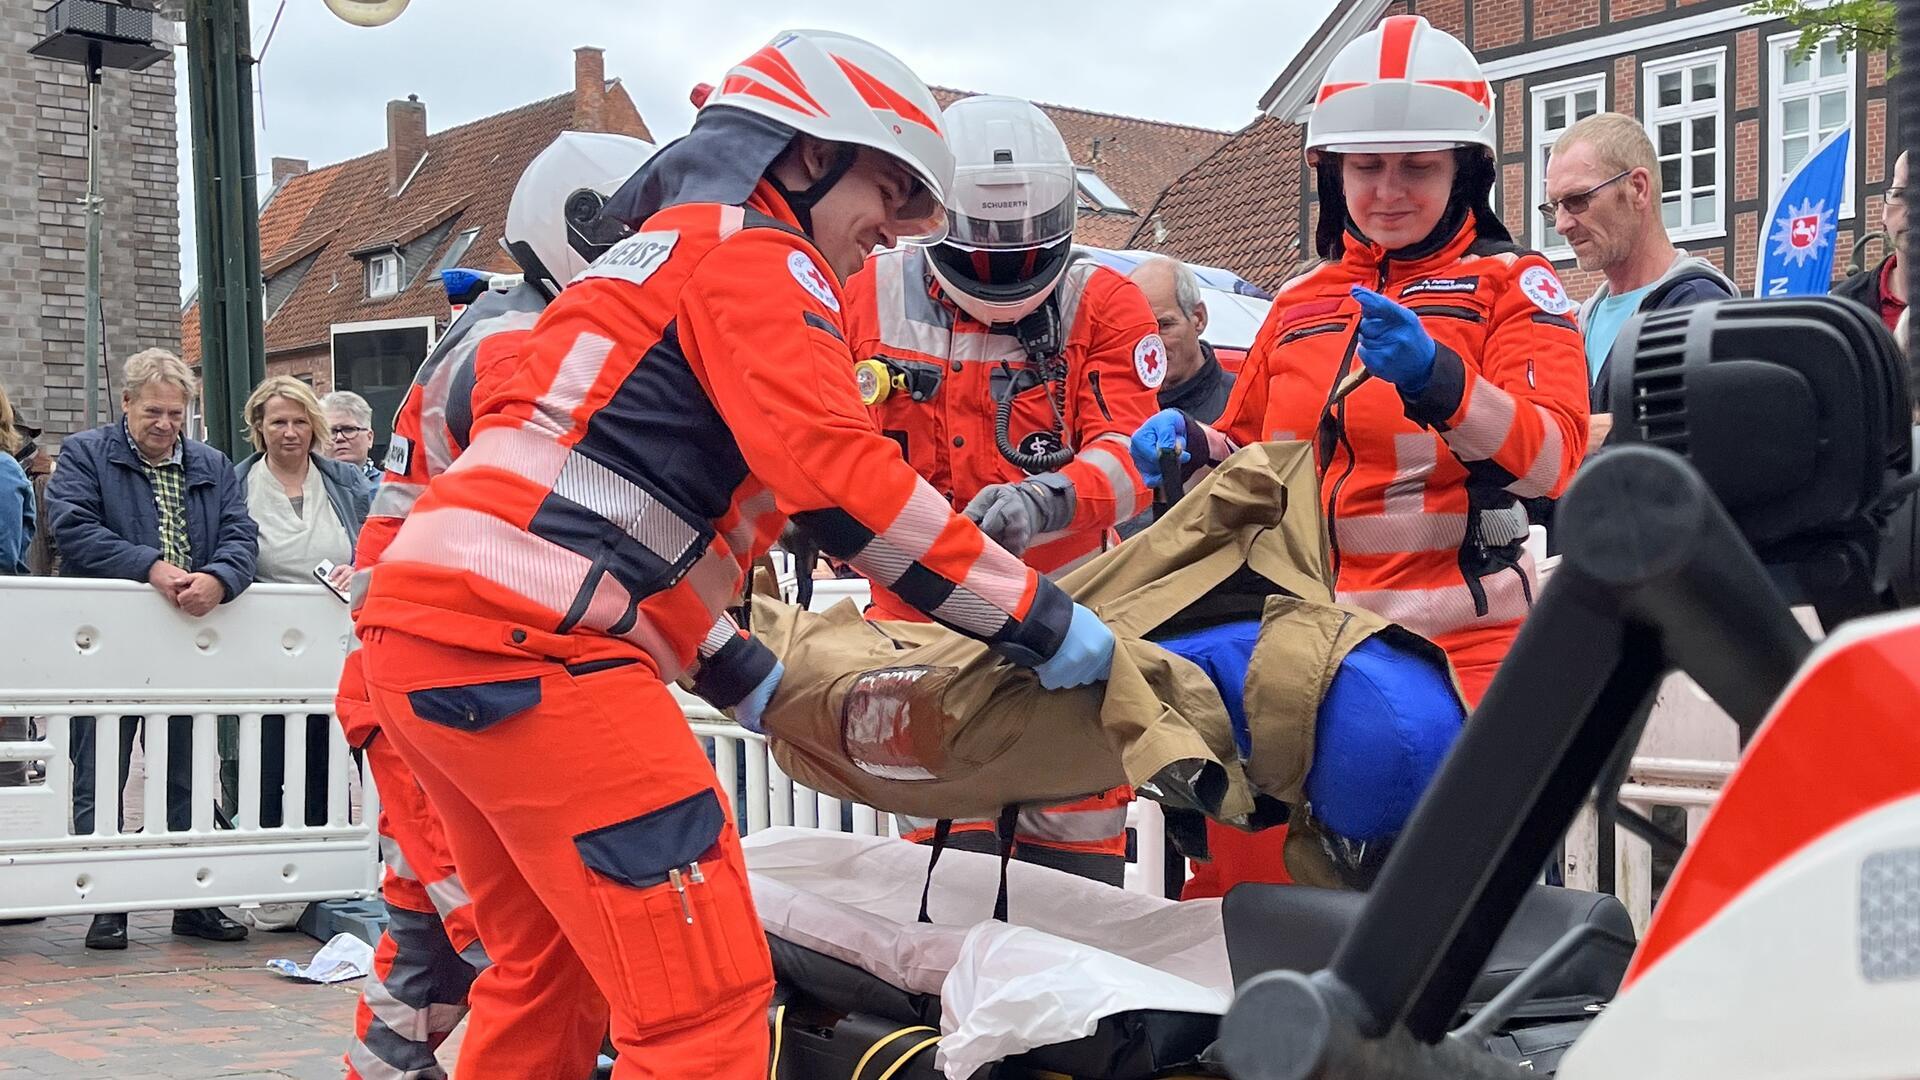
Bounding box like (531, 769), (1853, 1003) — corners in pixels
(47, 422), (259, 600)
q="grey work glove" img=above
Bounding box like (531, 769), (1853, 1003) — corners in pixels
(963, 473), (1076, 556)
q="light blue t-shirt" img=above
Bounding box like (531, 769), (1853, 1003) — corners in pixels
(1583, 283), (1659, 383)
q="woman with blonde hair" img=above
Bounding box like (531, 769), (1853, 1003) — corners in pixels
(0, 379), (32, 575)
(235, 375), (370, 836)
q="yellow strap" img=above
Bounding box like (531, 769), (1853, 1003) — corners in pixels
(873, 1034), (942, 1080)
(770, 1004), (785, 1080)
(851, 1025), (938, 1080)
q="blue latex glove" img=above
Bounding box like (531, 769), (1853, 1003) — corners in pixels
(1129, 409), (1190, 488)
(732, 660), (784, 734)
(1031, 603), (1116, 690)
(1350, 286), (1437, 394)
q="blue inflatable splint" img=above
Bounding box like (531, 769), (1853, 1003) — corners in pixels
(1156, 623), (1465, 842)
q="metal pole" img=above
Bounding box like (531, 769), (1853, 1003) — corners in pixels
(184, 0), (264, 457)
(83, 47), (104, 429)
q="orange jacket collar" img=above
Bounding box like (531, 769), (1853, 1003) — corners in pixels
(1337, 208), (1483, 284)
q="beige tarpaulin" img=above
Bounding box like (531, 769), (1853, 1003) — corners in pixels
(749, 442), (1457, 845)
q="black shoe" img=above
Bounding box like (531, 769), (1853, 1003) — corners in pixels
(85, 913), (127, 950)
(171, 907), (248, 942)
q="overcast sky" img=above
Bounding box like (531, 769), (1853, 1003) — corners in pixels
(174, 0), (1338, 294)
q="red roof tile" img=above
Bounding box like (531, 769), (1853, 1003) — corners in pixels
(1123, 116), (1308, 292)
(930, 88), (1231, 250)
(182, 77), (651, 364)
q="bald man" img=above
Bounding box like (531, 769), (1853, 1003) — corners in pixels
(1129, 257), (1234, 423)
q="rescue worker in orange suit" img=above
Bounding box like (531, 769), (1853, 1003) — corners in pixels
(842, 94), (1160, 885)
(1136, 16), (1589, 894)
(336, 130), (657, 1079)
(354, 30), (1116, 1079)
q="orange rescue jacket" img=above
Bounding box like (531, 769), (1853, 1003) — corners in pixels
(357, 184), (1076, 708)
(844, 248), (1159, 613)
(1192, 212), (1589, 651)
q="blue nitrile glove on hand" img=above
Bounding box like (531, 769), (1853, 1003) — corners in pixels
(1032, 603), (1116, 690)
(1130, 409), (1190, 487)
(732, 660), (784, 734)
(1350, 286), (1436, 394)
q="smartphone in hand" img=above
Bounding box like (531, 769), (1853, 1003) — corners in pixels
(313, 559), (352, 604)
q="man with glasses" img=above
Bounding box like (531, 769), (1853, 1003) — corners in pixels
(1544, 113), (1736, 437)
(320, 390), (380, 483)
(1834, 150), (1908, 333)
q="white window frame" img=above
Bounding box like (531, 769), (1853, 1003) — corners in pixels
(328, 316), (440, 395)
(365, 251), (402, 299)
(1642, 47), (1729, 243)
(1530, 73), (1608, 258)
(1767, 31), (1856, 220)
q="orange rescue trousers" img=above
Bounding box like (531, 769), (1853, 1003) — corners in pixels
(361, 627), (773, 1080)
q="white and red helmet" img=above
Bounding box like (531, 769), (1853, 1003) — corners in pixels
(706, 30), (955, 239)
(1307, 15), (1495, 155)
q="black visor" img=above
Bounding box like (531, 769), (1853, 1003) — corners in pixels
(927, 235), (1074, 305)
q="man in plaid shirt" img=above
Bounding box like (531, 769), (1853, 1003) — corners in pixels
(47, 349), (258, 950)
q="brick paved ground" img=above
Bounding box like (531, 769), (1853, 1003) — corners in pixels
(0, 912), (463, 1078)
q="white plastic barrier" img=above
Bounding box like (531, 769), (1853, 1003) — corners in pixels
(0, 569), (1174, 921)
(0, 578), (379, 920)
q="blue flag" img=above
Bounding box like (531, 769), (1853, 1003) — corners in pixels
(1757, 126), (1851, 297)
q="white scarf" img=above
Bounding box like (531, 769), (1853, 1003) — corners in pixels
(248, 457), (352, 584)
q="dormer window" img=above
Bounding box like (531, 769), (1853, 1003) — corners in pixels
(367, 251), (401, 298)
(1076, 168), (1132, 213)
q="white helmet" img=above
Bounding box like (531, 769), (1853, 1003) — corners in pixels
(504, 131), (656, 298)
(924, 95), (1079, 326)
(1306, 15), (1494, 155)
(706, 30), (953, 241)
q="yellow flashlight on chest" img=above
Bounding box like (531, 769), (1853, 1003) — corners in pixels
(855, 359), (898, 407)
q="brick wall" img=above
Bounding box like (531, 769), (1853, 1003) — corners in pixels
(1534, 0), (1600, 40)
(1474, 0), (1525, 51)
(268, 347), (331, 393)
(1418, 0), (1468, 41)
(1734, 210), (1759, 288)
(1867, 98), (1889, 183)
(1610, 0), (1664, 20)
(2, 1), (183, 445)
(1613, 56), (1636, 116)
(1502, 79), (1525, 156)
(1735, 119), (1759, 203)
(1735, 29), (1759, 111)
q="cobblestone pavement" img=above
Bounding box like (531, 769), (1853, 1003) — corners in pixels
(0, 912), (463, 1078)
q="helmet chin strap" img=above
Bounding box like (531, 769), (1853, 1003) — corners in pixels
(772, 142), (859, 236)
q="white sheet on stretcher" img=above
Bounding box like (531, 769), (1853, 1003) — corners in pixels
(743, 828), (1234, 1080)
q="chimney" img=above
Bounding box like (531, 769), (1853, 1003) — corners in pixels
(386, 94), (428, 194)
(573, 46), (606, 132)
(271, 157), (309, 188)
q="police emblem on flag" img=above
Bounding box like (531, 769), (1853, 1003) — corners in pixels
(1768, 197), (1837, 270)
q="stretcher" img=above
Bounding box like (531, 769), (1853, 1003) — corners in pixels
(748, 829), (1631, 1079)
